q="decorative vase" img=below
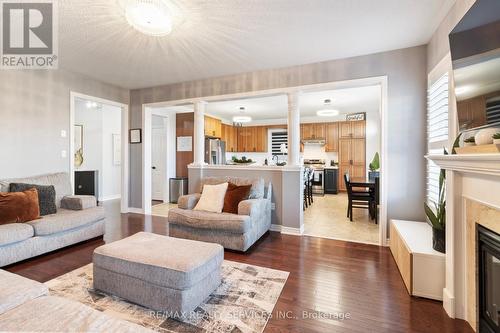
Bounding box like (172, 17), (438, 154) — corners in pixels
(368, 171), (380, 182)
(475, 127), (500, 145)
(494, 138), (500, 145)
(432, 227), (445, 253)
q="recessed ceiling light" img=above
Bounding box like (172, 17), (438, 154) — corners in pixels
(316, 99), (339, 117)
(119, 0), (173, 36)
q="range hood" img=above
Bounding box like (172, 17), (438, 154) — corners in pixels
(301, 139), (326, 145)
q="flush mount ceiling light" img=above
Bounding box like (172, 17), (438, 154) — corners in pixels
(316, 99), (339, 117)
(118, 0), (173, 36)
(233, 107), (252, 123)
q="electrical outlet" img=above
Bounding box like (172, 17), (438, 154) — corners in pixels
(271, 203), (276, 210)
(60, 130), (67, 138)
(61, 150), (67, 158)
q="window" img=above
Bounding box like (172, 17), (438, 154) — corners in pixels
(426, 73), (449, 204)
(269, 129), (288, 156)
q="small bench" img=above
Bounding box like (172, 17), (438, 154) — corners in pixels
(93, 232), (223, 315)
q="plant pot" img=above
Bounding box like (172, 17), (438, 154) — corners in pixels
(463, 142), (475, 147)
(368, 171), (380, 182)
(432, 227), (445, 253)
(494, 139), (500, 145)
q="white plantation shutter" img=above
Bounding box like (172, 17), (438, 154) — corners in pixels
(270, 130), (288, 156)
(427, 73), (449, 204)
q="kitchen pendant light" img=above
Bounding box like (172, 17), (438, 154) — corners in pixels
(119, 0), (173, 36)
(232, 106), (252, 123)
(316, 99), (339, 117)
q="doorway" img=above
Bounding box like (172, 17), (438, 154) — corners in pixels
(69, 92), (129, 213)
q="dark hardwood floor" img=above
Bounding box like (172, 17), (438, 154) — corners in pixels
(5, 208), (472, 333)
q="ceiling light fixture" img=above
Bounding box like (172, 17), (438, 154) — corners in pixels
(119, 0), (173, 36)
(316, 99), (339, 117)
(232, 106), (252, 123)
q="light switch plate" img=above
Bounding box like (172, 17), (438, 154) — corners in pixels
(60, 130), (67, 138)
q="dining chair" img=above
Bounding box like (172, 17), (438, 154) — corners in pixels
(344, 173), (374, 222)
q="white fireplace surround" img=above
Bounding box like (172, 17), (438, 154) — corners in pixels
(426, 153), (500, 323)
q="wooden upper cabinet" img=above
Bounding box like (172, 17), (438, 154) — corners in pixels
(301, 123), (325, 139)
(457, 96), (487, 129)
(221, 123), (237, 153)
(236, 126), (267, 152)
(255, 126), (267, 152)
(204, 116), (222, 138)
(339, 121), (365, 138)
(325, 123), (339, 152)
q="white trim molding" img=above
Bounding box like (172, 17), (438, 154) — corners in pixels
(426, 154), (500, 176)
(270, 224), (304, 236)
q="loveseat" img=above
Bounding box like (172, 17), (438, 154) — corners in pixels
(168, 177), (272, 252)
(0, 172), (105, 267)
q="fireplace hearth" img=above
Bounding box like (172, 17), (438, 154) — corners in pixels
(478, 225), (500, 333)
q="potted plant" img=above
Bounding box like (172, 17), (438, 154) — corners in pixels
(368, 152), (380, 182)
(493, 132), (500, 145)
(463, 136), (476, 146)
(424, 156), (446, 253)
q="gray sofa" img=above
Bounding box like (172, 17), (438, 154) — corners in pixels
(0, 172), (105, 267)
(0, 269), (152, 332)
(168, 177), (272, 252)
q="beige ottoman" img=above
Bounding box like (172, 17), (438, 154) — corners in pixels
(93, 232), (223, 316)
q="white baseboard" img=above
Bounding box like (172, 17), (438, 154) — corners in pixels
(443, 288), (455, 319)
(100, 195), (121, 202)
(127, 207), (144, 214)
(270, 224), (304, 236)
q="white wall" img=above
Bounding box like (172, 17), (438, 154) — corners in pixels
(74, 100), (121, 200)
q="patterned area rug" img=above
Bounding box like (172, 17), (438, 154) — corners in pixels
(46, 261), (289, 333)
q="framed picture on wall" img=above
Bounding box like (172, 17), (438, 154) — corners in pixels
(112, 134), (121, 165)
(130, 129), (141, 144)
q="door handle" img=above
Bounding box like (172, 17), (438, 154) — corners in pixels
(152, 166), (156, 170)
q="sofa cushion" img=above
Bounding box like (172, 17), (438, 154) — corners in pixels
(61, 195), (97, 210)
(168, 207), (251, 233)
(0, 188), (40, 225)
(93, 232), (223, 290)
(0, 269), (48, 315)
(0, 295), (153, 332)
(0, 223), (34, 246)
(9, 183), (57, 216)
(0, 172), (72, 208)
(200, 177), (264, 199)
(194, 182), (228, 213)
(27, 206), (105, 236)
(223, 183), (252, 214)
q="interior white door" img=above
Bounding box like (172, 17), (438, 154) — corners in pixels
(151, 127), (166, 201)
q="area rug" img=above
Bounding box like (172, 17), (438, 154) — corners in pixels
(46, 261), (289, 333)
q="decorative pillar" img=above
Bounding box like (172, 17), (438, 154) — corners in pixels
(287, 92), (301, 166)
(193, 101), (207, 166)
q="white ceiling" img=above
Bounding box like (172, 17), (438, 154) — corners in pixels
(59, 0), (455, 89)
(203, 85), (381, 124)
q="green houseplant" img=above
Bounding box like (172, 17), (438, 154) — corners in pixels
(424, 149), (447, 253)
(463, 136), (476, 146)
(368, 152), (380, 182)
(493, 132), (500, 145)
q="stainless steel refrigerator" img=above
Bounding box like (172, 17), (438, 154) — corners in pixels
(205, 138), (226, 165)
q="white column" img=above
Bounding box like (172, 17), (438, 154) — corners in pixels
(192, 101), (207, 166)
(287, 92), (301, 166)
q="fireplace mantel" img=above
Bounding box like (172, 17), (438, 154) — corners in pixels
(426, 154), (500, 176)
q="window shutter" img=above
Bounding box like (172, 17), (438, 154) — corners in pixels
(270, 131), (288, 156)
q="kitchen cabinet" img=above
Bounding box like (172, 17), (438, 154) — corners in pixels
(221, 123), (238, 152)
(325, 123), (339, 152)
(339, 120), (365, 139)
(457, 95), (487, 129)
(237, 126), (267, 152)
(324, 168), (338, 194)
(204, 116), (222, 138)
(301, 123), (325, 140)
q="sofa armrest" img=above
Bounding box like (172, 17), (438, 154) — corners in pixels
(61, 195), (97, 210)
(238, 198), (269, 217)
(178, 193), (201, 210)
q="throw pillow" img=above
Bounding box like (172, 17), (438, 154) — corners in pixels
(193, 182), (229, 213)
(9, 183), (56, 216)
(223, 183), (252, 214)
(0, 188), (40, 225)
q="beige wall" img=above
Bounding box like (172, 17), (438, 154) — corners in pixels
(129, 46), (428, 228)
(0, 69), (129, 179)
(427, 0), (476, 71)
